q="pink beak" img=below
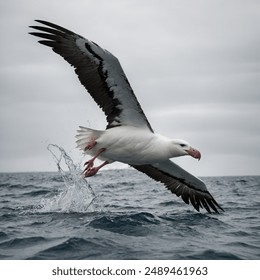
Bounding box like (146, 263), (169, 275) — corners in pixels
(187, 147), (201, 160)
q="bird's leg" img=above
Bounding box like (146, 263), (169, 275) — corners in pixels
(84, 161), (109, 177)
(83, 148), (106, 173)
(84, 137), (97, 151)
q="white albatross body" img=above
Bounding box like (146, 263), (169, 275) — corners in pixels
(76, 126), (190, 164)
(29, 20), (224, 213)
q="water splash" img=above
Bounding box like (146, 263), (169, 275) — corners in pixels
(38, 144), (98, 213)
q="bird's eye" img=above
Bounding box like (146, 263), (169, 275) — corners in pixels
(180, 144), (186, 147)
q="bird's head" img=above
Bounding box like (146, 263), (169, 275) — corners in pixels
(170, 139), (201, 160)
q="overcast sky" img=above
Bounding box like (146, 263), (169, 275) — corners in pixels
(0, 0), (259, 176)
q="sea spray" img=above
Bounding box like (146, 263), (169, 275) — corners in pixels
(38, 144), (98, 213)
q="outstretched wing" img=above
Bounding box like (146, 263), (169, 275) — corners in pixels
(132, 160), (224, 213)
(29, 20), (153, 131)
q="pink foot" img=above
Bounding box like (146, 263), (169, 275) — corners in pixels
(83, 159), (94, 172)
(83, 147), (106, 171)
(84, 167), (100, 177)
(83, 161), (109, 177)
(82, 148), (107, 176)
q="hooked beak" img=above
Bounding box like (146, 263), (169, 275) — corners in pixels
(187, 147), (201, 160)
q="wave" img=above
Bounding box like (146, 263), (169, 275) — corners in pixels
(186, 249), (242, 260)
(89, 212), (160, 236)
(29, 237), (116, 260)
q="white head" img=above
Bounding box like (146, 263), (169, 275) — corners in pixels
(169, 139), (201, 160)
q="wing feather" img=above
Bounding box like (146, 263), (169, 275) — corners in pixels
(131, 160), (224, 213)
(29, 20), (153, 131)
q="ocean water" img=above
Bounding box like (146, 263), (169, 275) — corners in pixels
(0, 145), (260, 260)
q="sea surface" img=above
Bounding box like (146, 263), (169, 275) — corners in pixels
(0, 145), (260, 260)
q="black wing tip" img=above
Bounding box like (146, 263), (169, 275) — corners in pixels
(29, 19), (76, 37)
(29, 20), (51, 29)
(33, 19), (56, 27)
(180, 191), (224, 214)
(176, 188), (224, 214)
(202, 198), (224, 214)
(29, 21), (64, 47)
(34, 19), (47, 24)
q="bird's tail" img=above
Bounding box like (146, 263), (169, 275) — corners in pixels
(75, 126), (103, 151)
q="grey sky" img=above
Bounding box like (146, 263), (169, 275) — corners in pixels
(0, 0), (260, 176)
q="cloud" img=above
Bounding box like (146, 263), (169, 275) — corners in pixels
(0, 0), (260, 175)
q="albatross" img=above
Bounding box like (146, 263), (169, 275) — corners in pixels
(29, 20), (224, 213)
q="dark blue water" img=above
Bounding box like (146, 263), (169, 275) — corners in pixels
(0, 146), (259, 260)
